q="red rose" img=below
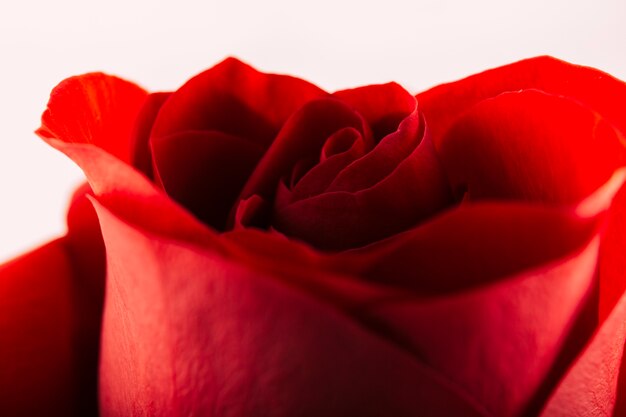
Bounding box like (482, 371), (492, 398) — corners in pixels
(1, 56), (625, 416)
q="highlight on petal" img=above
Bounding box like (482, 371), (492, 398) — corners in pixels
(598, 180), (626, 321)
(540, 289), (626, 416)
(37, 73), (148, 164)
(438, 90), (625, 205)
(417, 56), (626, 144)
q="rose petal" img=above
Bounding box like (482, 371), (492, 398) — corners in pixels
(238, 97), (368, 202)
(351, 202), (600, 293)
(150, 57), (327, 148)
(416, 56), (626, 144)
(151, 130), (265, 229)
(278, 127), (366, 205)
(130, 92), (171, 178)
(438, 90), (625, 204)
(333, 82), (416, 140)
(326, 84), (420, 192)
(64, 184), (106, 416)
(273, 133), (452, 250)
(0, 240), (76, 417)
(37, 73), (148, 164)
(363, 233), (600, 417)
(337, 170), (626, 416)
(0, 183), (105, 417)
(94, 200), (486, 417)
(598, 181), (626, 321)
(540, 286), (626, 416)
(44, 137), (220, 251)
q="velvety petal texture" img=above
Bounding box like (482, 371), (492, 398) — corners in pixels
(25, 56), (626, 417)
(95, 200), (485, 417)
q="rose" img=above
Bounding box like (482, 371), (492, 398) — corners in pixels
(1, 57), (625, 417)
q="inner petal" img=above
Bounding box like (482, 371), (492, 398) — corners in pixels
(151, 130), (265, 230)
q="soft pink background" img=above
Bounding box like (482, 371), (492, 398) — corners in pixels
(1, 0), (625, 261)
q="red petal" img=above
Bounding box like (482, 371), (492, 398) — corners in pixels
(326, 85), (419, 192)
(333, 82), (416, 140)
(598, 181), (626, 321)
(150, 57), (327, 148)
(364, 234), (600, 417)
(417, 56), (626, 145)
(540, 288), (626, 416)
(0, 240), (76, 416)
(37, 73), (148, 164)
(130, 92), (171, 178)
(45, 138), (220, 251)
(152, 130), (265, 229)
(273, 133), (452, 250)
(0, 182), (106, 417)
(94, 200), (485, 417)
(352, 202), (600, 294)
(64, 184), (106, 416)
(238, 97), (367, 201)
(438, 90), (625, 205)
(278, 127), (366, 205)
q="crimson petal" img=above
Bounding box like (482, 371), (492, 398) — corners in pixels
(416, 56), (626, 144)
(152, 130), (265, 229)
(439, 90), (625, 204)
(150, 57), (327, 148)
(94, 200), (486, 417)
(540, 288), (626, 416)
(37, 73), (148, 164)
(0, 184), (105, 417)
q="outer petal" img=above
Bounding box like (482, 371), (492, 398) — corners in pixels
(438, 90), (625, 205)
(64, 184), (106, 416)
(94, 200), (486, 417)
(350, 202), (600, 294)
(0, 239), (75, 417)
(539, 290), (626, 417)
(365, 233), (600, 417)
(0, 185), (105, 417)
(416, 56), (626, 144)
(43, 138), (220, 252)
(598, 181), (626, 320)
(37, 73), (148, 164)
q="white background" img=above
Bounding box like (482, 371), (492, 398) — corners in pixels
(1, 0), (625, 262)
